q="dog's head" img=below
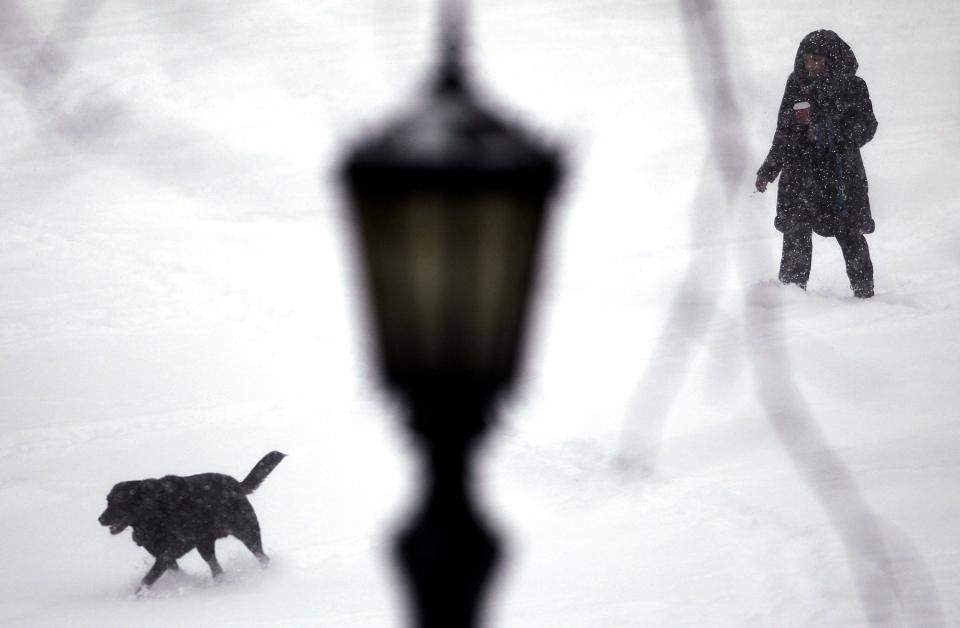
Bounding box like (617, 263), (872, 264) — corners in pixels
(99, 481), (144, 535)
(99, 478), (183, 535)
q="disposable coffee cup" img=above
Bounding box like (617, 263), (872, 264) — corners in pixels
(793, 101), (811, 124)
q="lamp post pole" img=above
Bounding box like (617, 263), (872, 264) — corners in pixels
(398, 385), (498, 627)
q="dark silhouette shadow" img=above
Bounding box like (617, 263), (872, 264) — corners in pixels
(614, 0), (748, 469)
(0, 1), (98, 91)
(615, 159), (737, 471)
(0, 1), (297, 219)
(619, 0), (945, 624)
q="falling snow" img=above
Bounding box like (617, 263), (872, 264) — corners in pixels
(1, 1), (959, 626)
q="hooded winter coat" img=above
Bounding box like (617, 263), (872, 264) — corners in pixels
(758, 30), (878, 237)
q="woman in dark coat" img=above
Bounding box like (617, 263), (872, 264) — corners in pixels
(755, 30), (878, 298)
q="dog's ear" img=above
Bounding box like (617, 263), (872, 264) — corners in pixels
(108, 480), (140, 505)
(130, 479), (164, 518)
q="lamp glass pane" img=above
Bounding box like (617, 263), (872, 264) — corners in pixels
(354, 189), (544, 387)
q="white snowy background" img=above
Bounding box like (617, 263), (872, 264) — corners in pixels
(1, 0), (958, 626)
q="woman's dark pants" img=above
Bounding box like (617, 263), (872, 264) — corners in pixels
(779, 229), (874, 297)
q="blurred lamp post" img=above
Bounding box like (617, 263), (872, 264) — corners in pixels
(340, 1), (562, 626)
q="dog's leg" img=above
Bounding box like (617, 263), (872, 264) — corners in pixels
(137, 557), (173, 594)
(196, 539), (224, 579)
(234, 523), (269, 566)
(232, 502), (270, 566)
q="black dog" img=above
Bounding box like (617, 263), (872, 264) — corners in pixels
(99, 451), (285, 593)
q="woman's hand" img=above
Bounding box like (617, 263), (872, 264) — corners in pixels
(755, 175), (769, 193)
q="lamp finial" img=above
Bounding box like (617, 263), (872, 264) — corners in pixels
(436, 0), (468, 92)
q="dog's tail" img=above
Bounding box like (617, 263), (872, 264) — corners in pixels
(240, 451), (286, 494)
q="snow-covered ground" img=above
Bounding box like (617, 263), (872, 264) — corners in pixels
(1, 0), (958, 626)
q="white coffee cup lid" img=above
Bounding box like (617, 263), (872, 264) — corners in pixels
(793, 101), (811, 110)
